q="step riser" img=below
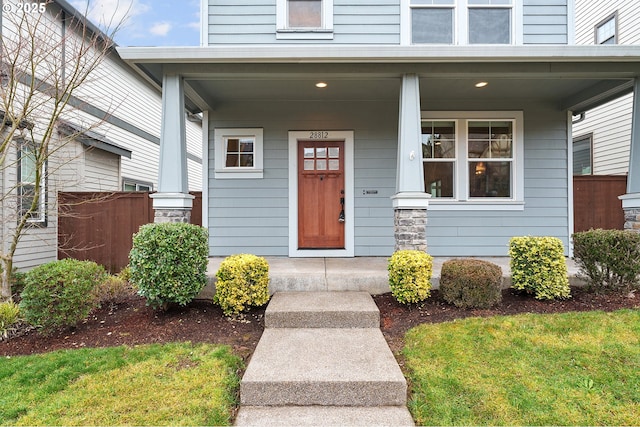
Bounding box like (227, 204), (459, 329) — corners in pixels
(265, 312), (379, 329)
(241, 381), (407, 406)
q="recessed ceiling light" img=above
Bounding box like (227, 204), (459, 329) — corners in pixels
(315, 82), (328, 88)
(475, 81), (488, 88)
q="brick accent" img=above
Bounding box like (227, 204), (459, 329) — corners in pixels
(623, 208), (640, 232)
(154, 208), (192, 224)
(394, 208), (427, 252)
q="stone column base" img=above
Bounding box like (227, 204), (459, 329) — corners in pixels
(150, 192), (194, 224)
(620, 193), (640, 233)
(394, 208), (427, 252)
(154, 208), (192, 224)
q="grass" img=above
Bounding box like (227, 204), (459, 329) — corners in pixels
(0, 342), (242, 426)
(403, 309), (640, 426)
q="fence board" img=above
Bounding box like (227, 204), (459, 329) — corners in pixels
(573, 176), (627, 232)
(58, 192), (202, 273)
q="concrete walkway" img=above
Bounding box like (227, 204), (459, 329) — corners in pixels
(235, 292), (415, 426)
(203, 256), (582, 297)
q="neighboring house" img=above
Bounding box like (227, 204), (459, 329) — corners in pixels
(118, 0), (640, 260)
(0, 0), (203, 271)
(572, 0), (639, 176)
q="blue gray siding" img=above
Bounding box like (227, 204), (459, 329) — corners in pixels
(208, 97), (569, 257)
(523, 0), (569, 44)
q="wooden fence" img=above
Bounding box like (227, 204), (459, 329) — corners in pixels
(58, 192), (202, 273)
(573, 175), (627, 233)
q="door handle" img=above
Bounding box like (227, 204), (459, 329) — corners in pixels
(338, 192), (345, 223)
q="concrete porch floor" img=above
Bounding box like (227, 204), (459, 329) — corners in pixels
(202, 257), (582, 297)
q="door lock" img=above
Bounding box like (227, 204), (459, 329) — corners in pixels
(338, 192), (345, 223)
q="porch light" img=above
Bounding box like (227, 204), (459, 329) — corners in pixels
(475, 81), (488, 88)
(315, 82), (328, 88)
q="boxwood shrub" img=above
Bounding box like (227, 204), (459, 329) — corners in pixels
(214, 254), (270, 316)
(129, 222), (208, 310)
(388, 250), (433, 304)
(19, 259), (107, 333)
(509, 236), (570, 300)
(573, 229), (640, 292)
(440, 258), (503, 309)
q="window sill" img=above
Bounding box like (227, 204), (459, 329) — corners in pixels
(428, 200), (525, 211)
(214, 169), (264, 179)
(276, 29), (334, 40)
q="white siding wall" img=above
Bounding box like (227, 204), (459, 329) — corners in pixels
(573, 0), (639, 175)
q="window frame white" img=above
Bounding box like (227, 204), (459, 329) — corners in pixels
(276, 0), (334, 40)
(572, 133), (593, 176)
(402, 0), (522, 46)
(594, 12), (617, 45)
(123, 178), (154, 192)
(17, 139), (47, 225)
(421, 111), (524, 211)
(214, 128), (264, 179)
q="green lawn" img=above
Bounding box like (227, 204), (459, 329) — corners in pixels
(0, 343), (242, 426)
(403, 309), (640, 426)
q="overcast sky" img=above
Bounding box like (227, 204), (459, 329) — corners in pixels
(71, 0), (201, 47)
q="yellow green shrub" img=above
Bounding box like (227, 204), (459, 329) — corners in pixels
(388, 250), (433, 304)
(509, 236), (570, 300)
(214, 254), (270, 316)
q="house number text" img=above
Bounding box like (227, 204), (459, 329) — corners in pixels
(309, 131), (329, 139)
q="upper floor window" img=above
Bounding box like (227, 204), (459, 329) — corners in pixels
(595, 12), (617, 45)
(277, 0), (333, 39)
(409, 0), (514, 45)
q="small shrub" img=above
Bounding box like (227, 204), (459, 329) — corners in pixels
(93, 275), (136, 306)
(116, 266), (132, 283)
(0, 301), (20, 339)
(440, 259), (503, 309)
(509, 236), (570, 300)
(19, 259), (107, 333)
(388, 250), (433, 304)
(129, 223), (208, 310)
(573, 229), (640, 292)
(214, 254), (270, 316)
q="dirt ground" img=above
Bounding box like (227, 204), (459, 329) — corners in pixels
(1, 287), (638, 361)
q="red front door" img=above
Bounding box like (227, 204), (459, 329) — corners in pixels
(298, 140), (345, 249)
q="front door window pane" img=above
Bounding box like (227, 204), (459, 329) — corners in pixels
(412, 8), (453, 44)
(289, 0), (322, 28)
(469, 8), (511, 44)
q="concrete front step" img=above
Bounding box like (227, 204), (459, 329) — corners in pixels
(265, 291), (380, 328)
(235, 406), (415, 426)
(240, 328), (407, 407)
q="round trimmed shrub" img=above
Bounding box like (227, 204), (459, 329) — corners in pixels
(214, 254), (270, 316)
(440, 258), (502, 308)
(129, 222), (208, 310)
(509, 236), (570, 300)
(388, 250), (433, 304)
(19, 259), (107, 333)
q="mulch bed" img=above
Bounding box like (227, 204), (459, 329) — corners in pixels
(2, 287), (638, 360)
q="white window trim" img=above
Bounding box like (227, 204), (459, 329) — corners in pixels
(594, 11), (618, 45)
(421, 111), (524, 211)
(214, 128), (264, 179)
(276, 0), (334, 40)
(402, 0), (522, 46)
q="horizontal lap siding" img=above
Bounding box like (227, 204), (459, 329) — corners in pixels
(523, 1), (568, 44)
(208, 99), (398, 256)
(207, 0), (400, 44)
(426, 103), (570, 256)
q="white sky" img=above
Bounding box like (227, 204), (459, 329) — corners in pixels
(71, 0), (200, 46)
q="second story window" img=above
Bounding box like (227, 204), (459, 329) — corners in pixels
(277, 0), (333, 38)
(595, 13), (617, 45)
(409, 0), (514, 45)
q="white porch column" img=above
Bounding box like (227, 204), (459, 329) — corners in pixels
(620, 77), (640, 232)
(392, 74), (430, 251)
(151, 72), (194, 223)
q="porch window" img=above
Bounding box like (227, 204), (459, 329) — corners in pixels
(595, 12), (617, 45)
(277, 0), (333, 39)
(421, 112), (523, 209)
(18, 140), (47, 224)
(214, 128), (264, 179)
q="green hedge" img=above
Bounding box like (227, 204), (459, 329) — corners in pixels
(573, 229), (640, 292)
(509, 236), (570, 300)
(440, 258), (503, 309)
(388, 250), (433, 304)
(20, 259), (107, 333)
(129, 223), (208, 310)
